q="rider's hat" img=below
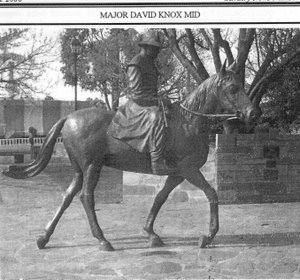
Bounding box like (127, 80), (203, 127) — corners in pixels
(138, 31), (162, 48)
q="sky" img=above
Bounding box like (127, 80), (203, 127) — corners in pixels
(3, 27), (233, 102)
(34, 27), (100, 101)
(0, 27), (103, 101)
(33, 27), (144, 102)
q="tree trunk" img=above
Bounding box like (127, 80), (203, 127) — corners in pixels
(249, 51), (300, 107)
(236, 29), (255, 84)
(165, 29), (209, 84)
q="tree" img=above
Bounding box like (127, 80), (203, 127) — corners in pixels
(60, 28), (139, 111)
(60, 28), (300, 130)
(60, 28), (177, 111)
(163, 28), (300, 129)
(0, 28), (57, 98)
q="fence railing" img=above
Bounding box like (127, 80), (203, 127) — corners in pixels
(0, 137), (63, 146)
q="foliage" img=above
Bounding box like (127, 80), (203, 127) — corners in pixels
(60, 28), (177, 110)
(259, 62), (300, 132)
(60, 28), (139, 110)
(163, 28), (300, 131)
(60, 28), (300, 131)
(0, 28), (57, 99)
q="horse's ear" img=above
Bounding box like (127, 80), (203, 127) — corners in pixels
(219, 59), (227, 77)
(228, 60), (237, 73)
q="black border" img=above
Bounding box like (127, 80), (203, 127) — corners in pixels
(1, 22), (300, 26)
(1, 2), (300, 26)
(0, 2), (300, 7)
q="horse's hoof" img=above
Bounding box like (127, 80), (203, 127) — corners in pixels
(199, 235), (212, 248)
(99, 241), (115, 252)
(149, 235), (165, 248)
(36, 236), (49, 249)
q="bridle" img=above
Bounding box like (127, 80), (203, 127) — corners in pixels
(179, 103), (235, 118)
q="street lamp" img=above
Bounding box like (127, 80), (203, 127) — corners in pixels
(70, 37), (81, 111)
(5, 59), (17, 96)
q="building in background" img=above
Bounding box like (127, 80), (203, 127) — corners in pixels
(0, 99), (92, 138)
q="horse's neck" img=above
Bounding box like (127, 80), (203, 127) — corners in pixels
(182, 75), (219, 115)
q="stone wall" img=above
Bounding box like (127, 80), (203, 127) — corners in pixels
(45, 143), (123, 204)
(53, 143), (216, 203)
(216, 132), (300, 204)
(123, 145), (216, 203)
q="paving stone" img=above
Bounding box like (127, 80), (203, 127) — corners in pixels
(142, 261), (182, 274)
(1, 173), (299, 279)
(271, 258), (298, 274)
(197, 248), (240, 263)
(170, 191), (189, 203)
(88, 267), (118, 276)
(123, 184), (155, 195)
(140, 250), (179, 258)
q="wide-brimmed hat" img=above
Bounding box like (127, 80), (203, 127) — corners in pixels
(138, 32), (162, 48)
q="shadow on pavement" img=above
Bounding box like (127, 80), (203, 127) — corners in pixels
(46, 242), (96, 250)
(115, 232), (300, 249)
(34, 232), (299, 252)
(214, 232), (300, 247)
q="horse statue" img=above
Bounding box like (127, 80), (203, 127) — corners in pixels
(3, 62), (259, 251)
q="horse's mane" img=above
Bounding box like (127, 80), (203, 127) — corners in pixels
(180, 73), (220, 118)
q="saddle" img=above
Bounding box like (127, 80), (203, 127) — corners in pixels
(108, 98), (173, 151)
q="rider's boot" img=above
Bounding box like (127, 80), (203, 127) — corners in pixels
(150, 112), (176, 175)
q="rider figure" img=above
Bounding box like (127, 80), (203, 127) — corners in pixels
(125, 32), (175, 175)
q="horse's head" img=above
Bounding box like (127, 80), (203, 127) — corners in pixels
(215, 61), (261, 125)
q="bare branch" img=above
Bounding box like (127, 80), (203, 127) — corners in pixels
(185, 29), (210, 77)
(213, 29), (234, 65)
(249, 51), (300, 106)
(235, 28), (256, 83)
(164, 28), (208, 83)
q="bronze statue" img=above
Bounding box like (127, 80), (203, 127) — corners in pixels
(109, 33), (175, 175)
(3, 61), (259, 251)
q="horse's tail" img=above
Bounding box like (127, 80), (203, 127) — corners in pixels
(3, 118), (67, 179)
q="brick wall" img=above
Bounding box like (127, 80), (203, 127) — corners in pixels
(216, 132), (300, 204)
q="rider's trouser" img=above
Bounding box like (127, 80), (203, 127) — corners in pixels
(131, 97), (171, 171)
(148, 107), (166, 164)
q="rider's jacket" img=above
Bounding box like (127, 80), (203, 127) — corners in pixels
(127, 53), (159, 102)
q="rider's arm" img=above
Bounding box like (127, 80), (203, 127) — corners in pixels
(127, 65), (141, 92)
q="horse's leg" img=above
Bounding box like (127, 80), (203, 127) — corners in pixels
(37, 171), (83, 249)
(143, 174), (184, 247)
(79, 163), (114, 251)
(180, 165), (219, 248)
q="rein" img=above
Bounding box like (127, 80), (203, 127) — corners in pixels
(179, 103), (235, 118)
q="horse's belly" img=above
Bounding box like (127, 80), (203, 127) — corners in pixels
(105, 135), (153, 174)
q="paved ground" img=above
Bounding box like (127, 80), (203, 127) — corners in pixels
(0, 170), (299, 280)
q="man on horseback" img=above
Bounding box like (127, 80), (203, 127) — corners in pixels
(109, 32), (175, 175)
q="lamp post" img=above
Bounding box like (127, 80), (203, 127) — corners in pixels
(5, 59), (17, 96)
(70, 37), (81, 111)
